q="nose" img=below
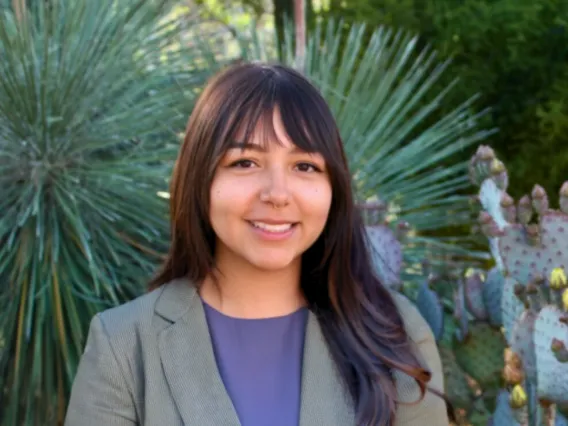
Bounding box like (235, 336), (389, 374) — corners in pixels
(259, 168), (290, 208)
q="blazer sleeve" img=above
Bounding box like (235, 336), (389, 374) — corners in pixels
(391, 293), (450, 426)
(64, 314), (138, 426)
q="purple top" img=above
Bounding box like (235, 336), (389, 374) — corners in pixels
(202, 300), (308, 426)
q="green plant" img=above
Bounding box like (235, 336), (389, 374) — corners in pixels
(0, 3), (494, 422)
(323, 0), (568, 206)
(409, 266), (505, 425)
(0, 0), (218, 423)
(410, 145), (568, 425)
(412, 146), (568, 425)
(467, 146), (568, 425)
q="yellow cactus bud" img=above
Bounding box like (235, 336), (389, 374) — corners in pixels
(464, 268), (484, 281)
(490, 159), (505, 174)
(510, 384), (528, 409)
(550, 267), (567, 290)
(563, 288), (568, 311)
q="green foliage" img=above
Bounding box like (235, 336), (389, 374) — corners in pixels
(0, 2), (496, 424)
(323, 0), (568, 205)
(410, 144), (568, 425)
(453, 323), (506, 389)
(467, 145), (568, 425)
(0, 0), (218, 423)
(440, 346), (474, 410)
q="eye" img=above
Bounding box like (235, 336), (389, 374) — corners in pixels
(229, 159), (257, 169)
(295, 162), (321, 173)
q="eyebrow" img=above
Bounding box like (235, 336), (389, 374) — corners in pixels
(228, 141), (311, 154)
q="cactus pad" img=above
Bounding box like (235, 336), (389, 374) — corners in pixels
(534, 305), (568, 403)
(510, 310), (538, 382)
(502, 276), (526, 345)
(454, 279), (470, 342)
(439, 346), (474, 410)
(366, 225), (403, 290)
(465, 270), (489, 320)
(557, 413), (568, 426)
(487, 390), (522, 426)
(440, 311), (458, 347)
(453, 323), (506, 389)
(483, 266), (505, 326)
(415, 281), (444, 342)
(499, 212), (568, 285)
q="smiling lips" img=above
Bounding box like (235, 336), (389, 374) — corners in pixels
(248, 221), (298, 239)
(250, 221), (294, 232)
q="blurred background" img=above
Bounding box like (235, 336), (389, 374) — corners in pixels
(1, 0), (568, 425)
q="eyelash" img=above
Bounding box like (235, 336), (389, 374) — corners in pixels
(229, 159), (322, 173)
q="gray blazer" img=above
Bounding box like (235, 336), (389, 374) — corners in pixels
(64, 278), (449, 425)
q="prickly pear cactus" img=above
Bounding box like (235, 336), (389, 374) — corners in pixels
(453, 322), (505, 389)
(366, 224), (404, 290)
(362, 202), (407, 291)
(360, 202), (491, 424)
(416, 278), (445, 341)
(468, 145), (568, 426)
(414, 267), (507, 424)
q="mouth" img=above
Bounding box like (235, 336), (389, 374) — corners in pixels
(247, 221), (298, 233)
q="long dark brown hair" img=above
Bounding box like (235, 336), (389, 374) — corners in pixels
(150, 62), (450, 425)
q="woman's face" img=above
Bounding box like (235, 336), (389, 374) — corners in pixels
(209, 108), (333, 272)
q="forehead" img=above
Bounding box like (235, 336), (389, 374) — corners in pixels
(232, 106), (315, 153)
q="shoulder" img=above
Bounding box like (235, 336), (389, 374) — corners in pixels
(389, 292), (449, 424)
(92, 285), (167, 347)
(98, 285), (164, 325)
(91, 277), (196, 352)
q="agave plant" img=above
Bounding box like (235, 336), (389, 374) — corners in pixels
(0, 0), (222, 423)
(229, 19), (494, 289)
(0, 2), (495, 423)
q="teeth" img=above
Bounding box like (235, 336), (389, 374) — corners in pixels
(251, 222), (293, 232)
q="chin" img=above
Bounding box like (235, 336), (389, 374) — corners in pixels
(246, 252), (299, 271)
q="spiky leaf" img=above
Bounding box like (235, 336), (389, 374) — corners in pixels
(0, 0), (217, 423)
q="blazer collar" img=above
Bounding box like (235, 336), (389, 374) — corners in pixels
(155, 278), (355, 426)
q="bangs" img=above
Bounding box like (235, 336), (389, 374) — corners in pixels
(210, 66), (340, 162)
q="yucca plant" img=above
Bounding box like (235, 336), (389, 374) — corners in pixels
(228, 19), (495, 290)
(0, 0), (222, 424)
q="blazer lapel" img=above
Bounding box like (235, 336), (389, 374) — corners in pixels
(298, 313), (355, 426)
(156, 279), (240, 426)
(155, 279), (355, 426)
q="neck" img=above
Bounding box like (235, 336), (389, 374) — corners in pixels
(199, 252), (305, 319)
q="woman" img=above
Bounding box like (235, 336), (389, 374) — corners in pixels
(65, 62), (450, 426)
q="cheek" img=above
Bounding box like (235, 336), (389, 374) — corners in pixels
(301, 182), (333, 221)
(209, 176), (255, 218)
(210, 180), (233, 217)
